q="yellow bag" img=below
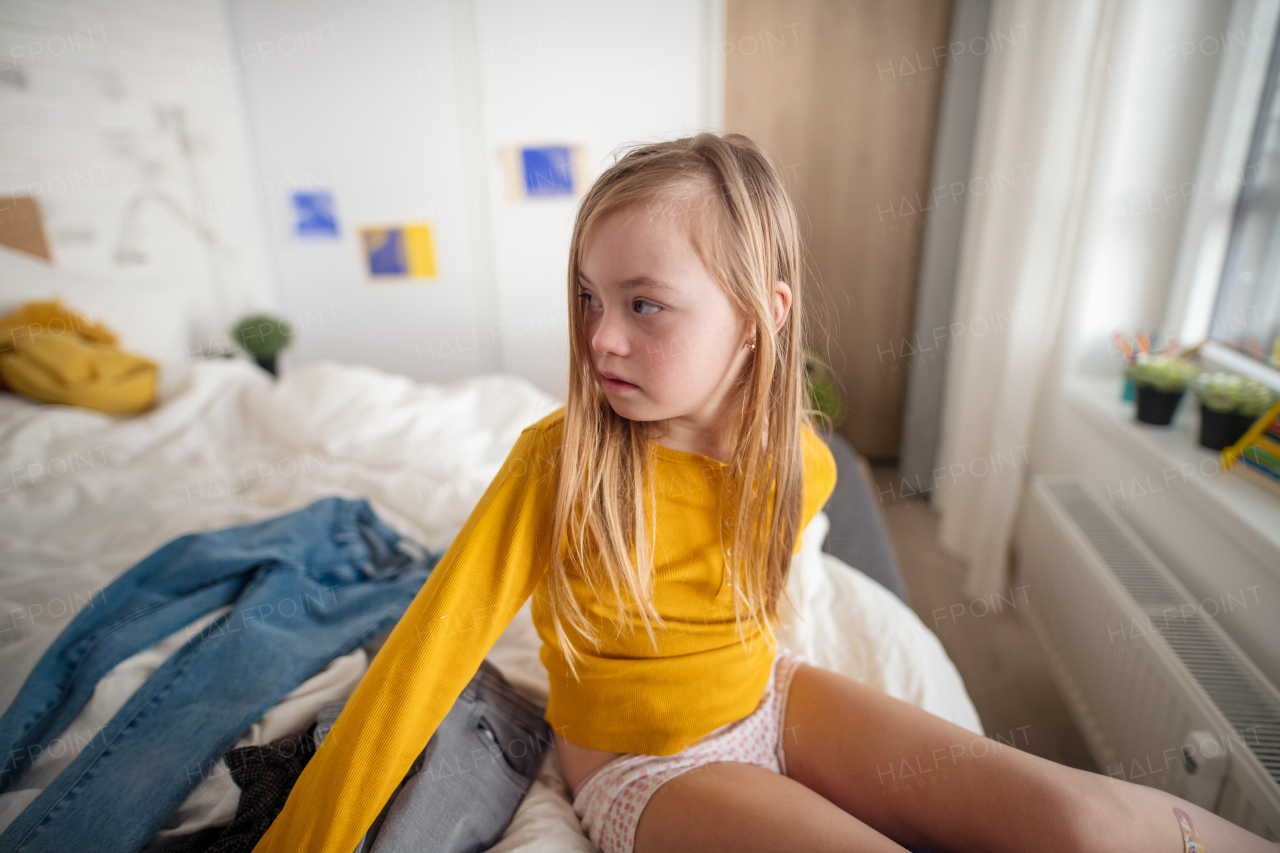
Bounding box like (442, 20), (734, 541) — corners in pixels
(0, 300), (158, 414)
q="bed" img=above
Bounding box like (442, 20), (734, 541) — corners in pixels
(0, 357), (981, 851)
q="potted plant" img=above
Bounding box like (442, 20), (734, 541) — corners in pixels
(803, 348), (845, 427)
(1125, 355), (1198, 425)
(231, 313), (294, 376)
(1193, 373), (1277, 450)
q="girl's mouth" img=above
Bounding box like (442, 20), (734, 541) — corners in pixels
(599, 372), (638, 393)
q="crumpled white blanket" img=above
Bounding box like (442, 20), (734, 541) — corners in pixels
(0, 359), (979, 851)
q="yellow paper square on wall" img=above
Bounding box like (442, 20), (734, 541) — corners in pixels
(403, 224), (436, 277)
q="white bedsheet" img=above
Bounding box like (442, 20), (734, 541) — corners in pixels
(0, 359), (980, 851)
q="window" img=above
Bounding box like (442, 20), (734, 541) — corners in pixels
(1213, 17), (1280, 373)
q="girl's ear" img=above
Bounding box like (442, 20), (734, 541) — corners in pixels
(772, 281), (793, 332)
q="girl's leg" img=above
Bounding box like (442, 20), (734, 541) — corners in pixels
(782, 662), (1279, 853)
(632, 760), (903, 853)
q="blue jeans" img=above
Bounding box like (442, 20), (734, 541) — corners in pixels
(316, 658), (551, 853)
(0, 497), (437, 853)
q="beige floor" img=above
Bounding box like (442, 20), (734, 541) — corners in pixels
(872, 466), (1098, 772)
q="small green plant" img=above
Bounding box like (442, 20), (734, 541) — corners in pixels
(803, 348), (844, 425)
(1238, 379), (1277, 417)
(1194, 372), (1277, 416)
(1125, 355), (1198, 393)
(231, 313), (294, 359)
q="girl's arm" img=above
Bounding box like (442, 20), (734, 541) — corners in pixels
(252, 421), (560, 853)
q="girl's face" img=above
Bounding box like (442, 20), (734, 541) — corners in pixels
(577, 202), (753, 438)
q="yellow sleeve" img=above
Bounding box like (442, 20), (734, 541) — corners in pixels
(793, 423), (838, 555)
(252, 421), (559, 853)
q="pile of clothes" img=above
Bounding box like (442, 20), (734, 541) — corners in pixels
(0, 497), (551, 853)
(0, 300), (158, 414)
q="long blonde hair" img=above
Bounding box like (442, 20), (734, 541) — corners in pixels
(546, 132), (810, 678)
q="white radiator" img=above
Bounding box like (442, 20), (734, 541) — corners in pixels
(1014, 476), (1280, 840)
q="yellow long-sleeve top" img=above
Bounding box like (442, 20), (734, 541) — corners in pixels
(253, 408), (836, 852)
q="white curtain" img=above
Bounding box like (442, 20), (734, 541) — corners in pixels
(934, 0), (1119, 598)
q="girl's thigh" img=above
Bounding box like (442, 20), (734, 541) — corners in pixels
(781, 662), (1098, 853)
(633, 760), (904, 853)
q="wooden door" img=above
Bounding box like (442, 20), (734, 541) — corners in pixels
(725, 0), (954, 459)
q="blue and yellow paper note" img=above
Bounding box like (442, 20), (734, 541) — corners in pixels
(360, 224), (436, 278)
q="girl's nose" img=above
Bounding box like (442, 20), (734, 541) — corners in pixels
(590, 309), (629, 357)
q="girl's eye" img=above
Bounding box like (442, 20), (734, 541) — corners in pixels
(579, 292), (600, 309)
(633, 299), (660, 316)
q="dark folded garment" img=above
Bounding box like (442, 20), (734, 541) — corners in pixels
(161, 725), (321, 853)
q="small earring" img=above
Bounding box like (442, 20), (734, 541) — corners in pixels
(745, 340), (756, 352)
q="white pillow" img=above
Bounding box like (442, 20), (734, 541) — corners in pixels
(778, 512), (983, 733)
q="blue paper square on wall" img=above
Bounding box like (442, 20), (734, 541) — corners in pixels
(364, 228), (406, 274)
(292, 191), (339, 237)
(521, 147), (574, 196)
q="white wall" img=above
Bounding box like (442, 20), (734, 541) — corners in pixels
(225, 0), (722, 399)
(0, 0), (275, 356)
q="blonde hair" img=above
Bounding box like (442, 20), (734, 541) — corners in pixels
(546, 132), (810, 678)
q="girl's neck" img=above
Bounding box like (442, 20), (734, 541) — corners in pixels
(650, 416), (734, 463)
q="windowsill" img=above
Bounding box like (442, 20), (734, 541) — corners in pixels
(1062, 374), (1280, 572)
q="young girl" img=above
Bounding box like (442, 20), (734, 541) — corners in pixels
(254, 134), (1277, 853)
